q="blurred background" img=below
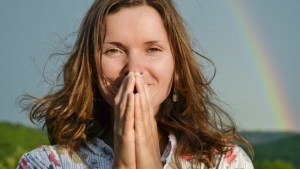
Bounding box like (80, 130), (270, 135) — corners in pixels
(0, 0), (299, 168)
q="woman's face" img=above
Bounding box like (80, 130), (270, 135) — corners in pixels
(99, 5), (174, 113)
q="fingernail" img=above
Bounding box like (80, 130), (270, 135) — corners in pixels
(128, 72), (134, 80)
(128, 75), (131, 81)
(134, 72), (139, 80)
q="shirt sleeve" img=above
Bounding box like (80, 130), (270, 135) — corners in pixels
(17, 146), (62, 169)
(217, 146), (254, 169)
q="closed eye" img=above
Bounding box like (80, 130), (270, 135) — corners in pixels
(147, 47), (162, 53)
(103, 48), (127, 58)
(104, 48), (120, 54)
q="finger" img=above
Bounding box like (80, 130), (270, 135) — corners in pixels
(114, 76), (129, 124)
(143, 79), (154, 117)
(113, 94), (136, 169)
(123, 93), (135, 136)
(134, 93), (143, 134)
(125, 72), (135, 95)
(135, 72), (157, 135)
(134, 72), (150, 121)
(114, 72), (134, 104)
(113, 74), (134, 139)
(120, 72), (135, 118)
(135, 73), (159, 155)
(114, 72), (135, 119)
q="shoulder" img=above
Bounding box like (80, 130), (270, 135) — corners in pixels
(17, 145), (86, 169)
(163, 134), (254, 169)
(17, 138), (114, 169)
(217, 146), (254, 169)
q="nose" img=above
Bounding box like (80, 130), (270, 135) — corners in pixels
(124, 51), (145, 75)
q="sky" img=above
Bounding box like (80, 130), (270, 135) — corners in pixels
(1, 0), (299, 132)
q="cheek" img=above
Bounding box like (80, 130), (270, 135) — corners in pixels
(152, 55), (174, 82)
(101, 58), (124, 82)
(99, 58), (125, 106)
(149, 55), (174, 96)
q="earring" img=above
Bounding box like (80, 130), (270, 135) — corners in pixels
(172, 87), (178, 102)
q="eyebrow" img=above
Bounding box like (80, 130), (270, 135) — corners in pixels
(103, 41), (126, 49)
(144, 40), (167, 45)
(103, 40), (167, 47)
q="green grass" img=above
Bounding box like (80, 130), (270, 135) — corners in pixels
(253, 134), (300, 168)
(1, 121), (299, 169)
(0, 121), (48, 168)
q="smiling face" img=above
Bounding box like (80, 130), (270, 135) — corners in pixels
(98, 5), (175, 113)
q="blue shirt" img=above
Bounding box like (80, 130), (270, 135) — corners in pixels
(17, 134), (254, 169)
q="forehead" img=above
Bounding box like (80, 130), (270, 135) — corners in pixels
(104, 5), (169, 43)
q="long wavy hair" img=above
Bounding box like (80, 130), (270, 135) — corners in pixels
(20, 0), (252, 168)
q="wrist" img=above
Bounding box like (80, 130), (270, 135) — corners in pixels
(112, 163), (134, 169)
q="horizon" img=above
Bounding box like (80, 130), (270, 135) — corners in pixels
(1, 0), (299, 132)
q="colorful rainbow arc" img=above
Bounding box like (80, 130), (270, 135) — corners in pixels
(229, 1), (295, 131)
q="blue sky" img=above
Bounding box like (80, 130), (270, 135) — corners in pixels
(1, 0), (299, 131)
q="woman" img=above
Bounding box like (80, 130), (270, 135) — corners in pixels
(18, 0), (253, 168)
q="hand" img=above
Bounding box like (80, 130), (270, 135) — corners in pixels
(112, 72), (162, 169)
(134, 72), (162, 169)
(113, 72), (136, 169)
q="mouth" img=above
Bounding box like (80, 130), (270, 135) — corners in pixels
(114, 83), (151, 94)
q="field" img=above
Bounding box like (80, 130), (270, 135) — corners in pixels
(0, 122), (48, 168)
(0, 121), (299, 169)
(242, 131), (300, 169)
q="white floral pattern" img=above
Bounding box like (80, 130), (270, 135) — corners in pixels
(17, 134), (253, 169)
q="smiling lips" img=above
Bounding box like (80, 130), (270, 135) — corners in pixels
(113, 81), (152, 95)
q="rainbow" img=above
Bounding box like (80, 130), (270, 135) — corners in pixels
(228, 1), (295, 131)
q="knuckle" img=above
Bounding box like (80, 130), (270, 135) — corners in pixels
(125, 111), (134, 120)
(126, 99), (131, 108)
(114, 97), (119, 105)
(120, 102), (126, 110)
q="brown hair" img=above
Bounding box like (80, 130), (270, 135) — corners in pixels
(21, 0), (252, 168)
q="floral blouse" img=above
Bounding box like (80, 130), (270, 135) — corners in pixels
(17, 134), (253, 169)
